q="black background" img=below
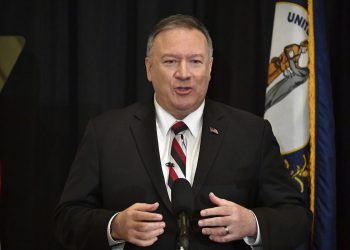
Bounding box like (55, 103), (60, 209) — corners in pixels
(0, 0), (348, 249)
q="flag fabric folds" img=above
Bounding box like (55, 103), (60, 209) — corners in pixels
(264, 0), (336, 249)
(309, 0), (337, 249)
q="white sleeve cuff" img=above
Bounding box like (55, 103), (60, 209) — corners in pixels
(107, 212), (126, 249)
(243, 210), (262, 248)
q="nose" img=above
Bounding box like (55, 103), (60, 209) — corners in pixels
(174, 61), (190, 81)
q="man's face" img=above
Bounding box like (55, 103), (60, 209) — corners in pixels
(145, 28), (213, 119)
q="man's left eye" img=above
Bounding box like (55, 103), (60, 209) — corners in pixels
(191, 60), (202, 64)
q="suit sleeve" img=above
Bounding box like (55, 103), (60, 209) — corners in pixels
(54, 120), (116, 250)
(251, 120), (311, 250)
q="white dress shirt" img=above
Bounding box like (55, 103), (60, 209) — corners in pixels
(154, 98), (204, 199)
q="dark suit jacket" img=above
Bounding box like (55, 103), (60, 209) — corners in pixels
(55, 99), (311, 250)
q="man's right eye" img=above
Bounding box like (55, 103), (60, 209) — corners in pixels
(163, 60), (177, 64)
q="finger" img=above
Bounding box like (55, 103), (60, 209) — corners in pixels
(116, 220), (164, 246)
(111, 204), (163, 241)
(131, 236), (159, 247)
(134, 221), (166, 233)
(201, 226), (228, 237)
(130, 210), (163, 222)
(134, 226), (165, 240)
(198, 215), (228, 227)
(129, 222), (165, 247)
(200, 205), (231, 217)
(208, 192), (234, 207)
(126, 202), (163, 222)
(209, 234), (234, 243)
(199, 193), (232, 217)
(131, 202), (160, 212)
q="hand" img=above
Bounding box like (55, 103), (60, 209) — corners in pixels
(198, 192), (257, 243)
(111, 202), (165, 247)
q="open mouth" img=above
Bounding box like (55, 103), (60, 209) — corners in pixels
(175, 87), (192, 95)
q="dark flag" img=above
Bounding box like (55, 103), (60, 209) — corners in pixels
(309, 0), (337, 249)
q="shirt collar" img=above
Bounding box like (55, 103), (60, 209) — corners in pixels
(154, 96), (204, 138)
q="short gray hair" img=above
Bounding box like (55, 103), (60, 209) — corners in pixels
(146, 14), (213, 58)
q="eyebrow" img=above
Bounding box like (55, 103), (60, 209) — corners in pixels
(161, 54), (205, 59)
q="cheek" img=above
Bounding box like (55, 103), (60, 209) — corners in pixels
(199, 85), (209, 98)
(196, 75), (210, 91)
(153, 77), (173, 96)
(155, 69), (173, 84)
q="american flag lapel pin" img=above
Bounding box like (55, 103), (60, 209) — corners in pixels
(209, 126), (219, 135)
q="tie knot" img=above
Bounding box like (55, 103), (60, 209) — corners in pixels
(171, 121), (188, 135)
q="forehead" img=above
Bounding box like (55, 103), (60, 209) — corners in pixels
(152, 28), (208, 55)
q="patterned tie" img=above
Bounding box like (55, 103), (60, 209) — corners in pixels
(167, 121), (188, 188)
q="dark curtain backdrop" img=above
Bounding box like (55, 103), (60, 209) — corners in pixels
(0, 0), (348, 250)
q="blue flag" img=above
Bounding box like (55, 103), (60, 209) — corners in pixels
(310, 0), (337, 249)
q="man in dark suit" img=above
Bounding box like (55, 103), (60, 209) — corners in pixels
(55, 14), (311, 250)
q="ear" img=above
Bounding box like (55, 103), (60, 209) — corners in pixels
(209, 57), (213, 75)
(145, 57), (152, 82)
(208, 57), (213, 81)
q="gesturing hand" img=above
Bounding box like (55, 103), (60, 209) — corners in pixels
(198, 192), (257, 243)
(111, 202), (165, 247)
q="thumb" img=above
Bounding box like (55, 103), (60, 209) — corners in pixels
(131, 202), (159, 212)
(208, 192), (234, 207)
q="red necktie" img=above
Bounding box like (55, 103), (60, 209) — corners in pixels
(167, 121), (188, 188)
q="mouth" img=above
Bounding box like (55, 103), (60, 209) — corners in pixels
(174, 86), (192, 95)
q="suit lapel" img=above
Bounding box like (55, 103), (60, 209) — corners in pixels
(129, 100), (227, 211)
(192, 100), (227, 197)
(129, 102), (173, 213)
